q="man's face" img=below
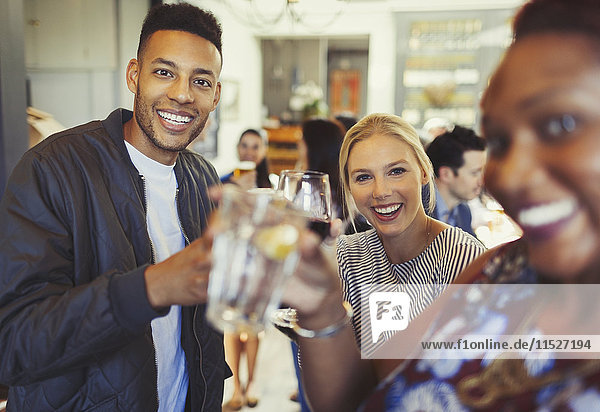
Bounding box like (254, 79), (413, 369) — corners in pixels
(126, 30), (221, 163)
(447, 150), (486, 202)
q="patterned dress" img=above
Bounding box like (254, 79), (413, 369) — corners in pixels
(359, 239), (600, 411)
(337, 227), (485, 355)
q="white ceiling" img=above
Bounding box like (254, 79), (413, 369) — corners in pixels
(344, 0), (525, 11)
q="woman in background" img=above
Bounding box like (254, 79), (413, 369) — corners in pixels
(221, 128), (270, 410)
(289, 117), (346, 411)
(296, 118), (346, 218)
(221, 128), (271, 190)
(298, 116), (372, 233)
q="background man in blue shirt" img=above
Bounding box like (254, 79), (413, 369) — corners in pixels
(426, 125), (486, 236)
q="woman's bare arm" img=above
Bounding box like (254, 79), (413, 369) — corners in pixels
(282, 232), (378, 411)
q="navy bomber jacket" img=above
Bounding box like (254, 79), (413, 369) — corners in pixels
(0, 109), (229, 411)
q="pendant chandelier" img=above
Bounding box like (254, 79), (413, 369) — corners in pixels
(224, 0), (349, 32)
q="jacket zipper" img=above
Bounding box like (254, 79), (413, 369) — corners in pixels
(176, 188), (208, 412)
(140, 175), (160, 410)
(192, 306), (207, 412)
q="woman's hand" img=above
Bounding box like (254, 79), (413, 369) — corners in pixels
(281, 219), (346, 325)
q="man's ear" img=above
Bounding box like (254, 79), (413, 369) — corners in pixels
(438, 166), (455, 183)
(126, 59), (139, 94)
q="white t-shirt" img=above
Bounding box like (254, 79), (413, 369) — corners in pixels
(125, 141), (188, 412)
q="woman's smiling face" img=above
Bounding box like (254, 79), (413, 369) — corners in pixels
(481, 33), (600, 281)
(347, 133), (427, 242)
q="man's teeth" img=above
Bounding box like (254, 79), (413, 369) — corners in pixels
(158, 111), (192, 124)
(374, 204), (401, 214)
(518, 198), (577, 227)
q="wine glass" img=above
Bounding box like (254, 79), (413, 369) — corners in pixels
(277, 170), (333, 239)
(272, 170), (333, 338)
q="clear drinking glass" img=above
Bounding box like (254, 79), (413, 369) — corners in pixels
(273, 170), (334, 337)
(206, 187), (306, 334)
(277, 170), (333, 239)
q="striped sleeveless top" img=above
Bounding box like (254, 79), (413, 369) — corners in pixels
(337, 227), (485, 355)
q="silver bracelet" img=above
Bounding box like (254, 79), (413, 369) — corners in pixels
(292, 301), (353, 339)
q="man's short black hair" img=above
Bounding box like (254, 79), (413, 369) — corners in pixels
(137, 3), (222, 62)
(426, 125), (486, 177)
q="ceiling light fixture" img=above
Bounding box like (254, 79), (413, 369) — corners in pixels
(224, 0), (349, 32)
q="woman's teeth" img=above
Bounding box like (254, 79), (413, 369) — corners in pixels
(158, 111), (192, 125)
(374, 204), (401, 215)
(518, 198), (577, 227)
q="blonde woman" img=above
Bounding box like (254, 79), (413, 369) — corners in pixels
(336, 113), (485, 351)
(279, 113), (484, 410)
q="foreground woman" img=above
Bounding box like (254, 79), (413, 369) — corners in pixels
(285, 0), (600, 410)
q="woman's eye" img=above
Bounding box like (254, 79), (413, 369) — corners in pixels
(389, 168), (406, 176)
(539, 114), (578, 141)
(354, 174), (371, 183)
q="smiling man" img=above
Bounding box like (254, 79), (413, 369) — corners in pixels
(426, 125), (487, 237)
(0, 4), (230, 412)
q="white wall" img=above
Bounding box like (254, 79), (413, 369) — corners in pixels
(190, 0), (523, 175)
(25, 0), (120, 128)
(117, 0), (148, 112)
(191, 0), (265, 175)
(194, 0), (399, 175)
(256, 6), (399, 116)
(24, 0), (524, 175)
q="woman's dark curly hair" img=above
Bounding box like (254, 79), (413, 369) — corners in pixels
(302, 117), (346, 217)
(513, 0), (600, 42)
(137, 3), (222, 63)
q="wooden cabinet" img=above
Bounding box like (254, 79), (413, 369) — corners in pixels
(265, 126), (302, 175)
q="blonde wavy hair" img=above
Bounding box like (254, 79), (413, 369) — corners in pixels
(339, 113), (435, 226)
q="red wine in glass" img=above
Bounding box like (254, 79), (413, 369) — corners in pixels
(278, 170), (333, 240)
(308, 218), (331, 239)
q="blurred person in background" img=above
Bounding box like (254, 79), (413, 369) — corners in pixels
(223, 329), (260, 410)
(289, 116), (346, 411)
(282, 0), (600, 409)
(426, 125), (487, 237)
(296, 117), (346, 218)
(221, 128), (271, 190)
(419, 117), (454, 147)
(221, 128), (270, 411)
(334, 113), (359, 133)
(333, 114), (373, 234)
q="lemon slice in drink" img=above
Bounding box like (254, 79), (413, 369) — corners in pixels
(254, 224), (299, 260)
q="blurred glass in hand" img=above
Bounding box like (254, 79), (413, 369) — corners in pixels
(277, 170), (333, 239)
(233, 160), (256, 178)
(207, 187), (306, 334)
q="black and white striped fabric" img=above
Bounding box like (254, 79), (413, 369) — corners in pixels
(337, 227), (485, 355)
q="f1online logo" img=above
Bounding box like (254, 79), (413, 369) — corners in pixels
(369, 292), (410, 344)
